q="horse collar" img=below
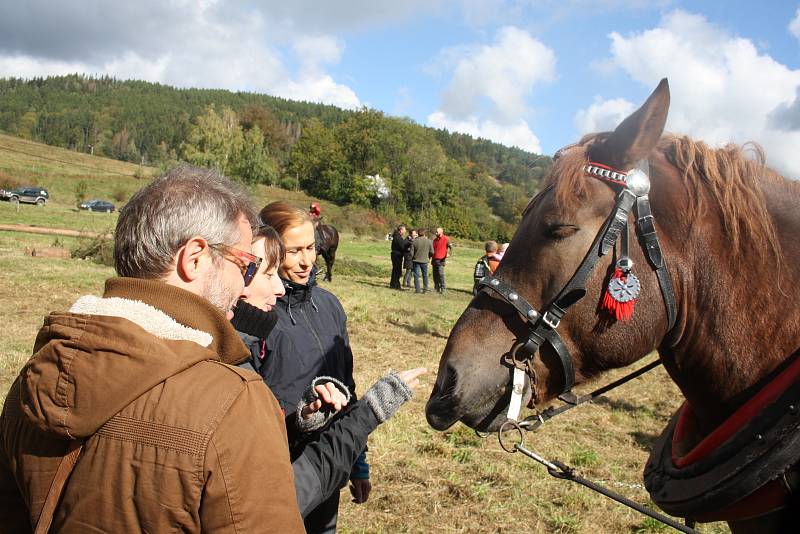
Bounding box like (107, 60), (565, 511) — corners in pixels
(645, 349), (800, 521)
(478, 159), (677, 422)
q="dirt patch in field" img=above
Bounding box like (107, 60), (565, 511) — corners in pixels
(0, 223), (111, 239)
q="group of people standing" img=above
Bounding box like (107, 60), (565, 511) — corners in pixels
(390, 225), (452, 294)
(0, 165), (425, 533)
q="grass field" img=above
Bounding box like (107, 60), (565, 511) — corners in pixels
(0, 136), (730, 532)
(0, 132), (386, 239)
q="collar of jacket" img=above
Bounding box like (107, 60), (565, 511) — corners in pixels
(279, 268), (319, 307)
(103, 277), (250, 365)
(231, 300), (279, 340)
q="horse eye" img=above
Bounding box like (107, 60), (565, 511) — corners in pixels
(545, 224), (580, 240)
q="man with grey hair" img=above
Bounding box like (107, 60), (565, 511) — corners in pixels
(0, 165), (304, 533)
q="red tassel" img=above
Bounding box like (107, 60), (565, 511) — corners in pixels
(602, 268), (636, 321)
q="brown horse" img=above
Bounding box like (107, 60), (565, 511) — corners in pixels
(314, 221), (339, 282)
(426, 79), (800, 531)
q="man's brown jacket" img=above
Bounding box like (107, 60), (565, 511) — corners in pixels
(0, 278), (305, 533)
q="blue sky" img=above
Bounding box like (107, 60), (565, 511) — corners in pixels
(1, 1), (800, 175)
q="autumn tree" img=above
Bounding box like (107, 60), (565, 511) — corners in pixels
(181, 105), (243, 176)
(236, 125), (278, 185)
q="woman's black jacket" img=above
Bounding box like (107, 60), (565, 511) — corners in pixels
(234, 302), (378, 517)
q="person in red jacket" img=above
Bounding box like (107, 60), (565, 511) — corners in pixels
(431, 227), (453, 294)
(309, 202), (322, 221)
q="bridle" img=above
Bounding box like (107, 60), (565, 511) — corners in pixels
(476, 159), (678, 422)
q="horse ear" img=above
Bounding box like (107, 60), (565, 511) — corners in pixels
(589, 78), (670, 169)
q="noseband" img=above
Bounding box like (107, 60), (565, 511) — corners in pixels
(477, 160), (677, 421)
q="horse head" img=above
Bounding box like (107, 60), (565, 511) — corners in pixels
(427, 78), (797, 433)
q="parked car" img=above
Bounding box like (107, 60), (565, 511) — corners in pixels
(80, 199), (116, 213)
(1, 186), (49, 206)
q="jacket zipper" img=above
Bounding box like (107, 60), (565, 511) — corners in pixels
(300, 307), (325, 357)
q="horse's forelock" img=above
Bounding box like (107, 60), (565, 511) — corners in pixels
(544, 142), (593, 211)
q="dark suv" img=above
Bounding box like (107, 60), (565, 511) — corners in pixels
(2, 186), (49, 206)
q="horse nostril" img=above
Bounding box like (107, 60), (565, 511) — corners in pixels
(437, 363), (459, 400)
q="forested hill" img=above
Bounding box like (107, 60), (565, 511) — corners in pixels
(0, 75), (551, 239)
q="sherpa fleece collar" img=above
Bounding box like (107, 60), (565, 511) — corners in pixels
(70, 295), (213, 347)
(101, 277), (250, 365)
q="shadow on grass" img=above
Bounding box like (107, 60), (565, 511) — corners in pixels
(351, 277), (474, 296)
(629, 430), (661, 451)
(387, 318), (449, 339)
(593, 396), (662, 419)
(351, 278), (395, 290)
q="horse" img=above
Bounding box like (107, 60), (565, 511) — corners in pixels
(425, 78), (800, 532)
(314, 220), (339, 282)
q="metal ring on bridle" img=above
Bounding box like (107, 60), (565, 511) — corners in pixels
(508, 342), (528, 369)
(519, 411), (546, 432)
(498, 419), (526, 453)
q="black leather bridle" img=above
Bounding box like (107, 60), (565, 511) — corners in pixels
(476, 161), (678, 421)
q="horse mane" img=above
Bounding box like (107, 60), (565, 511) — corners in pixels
(543, 134), (782, 260)
(660, 134), (781, 259)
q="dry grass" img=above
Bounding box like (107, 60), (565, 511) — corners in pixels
(0, 136), (730, 532)
(332, 269), (729, 533)
(0, 228), (730, 533)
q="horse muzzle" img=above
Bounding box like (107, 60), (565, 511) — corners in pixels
(425, 362), (529, 432)
(425, 382), (461, 430)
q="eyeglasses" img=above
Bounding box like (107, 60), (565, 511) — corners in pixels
(209, 244), (262, 287)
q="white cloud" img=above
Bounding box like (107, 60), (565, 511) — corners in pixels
(574, 96), (635, 134)
(292, 35), (345, 69)
(427, 111), (543, 153)
(439, 26), (556, 122)
(592, 9), (800, 177)
(277, 75), (361, 109)
(790, 8), (800, 40)
(426, 26), (555, 152)
(0, 55), (91, 80)
(0, 1), (361, 108)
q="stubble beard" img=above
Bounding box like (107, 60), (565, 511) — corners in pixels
(202, 262), (240, 315)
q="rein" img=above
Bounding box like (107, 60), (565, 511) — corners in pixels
(517, 357), (662, 432)
(500, 428), (700, 534)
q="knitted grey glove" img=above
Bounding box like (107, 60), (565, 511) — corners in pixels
(296, 376), (351, 432)
(363, 372), (414, 423)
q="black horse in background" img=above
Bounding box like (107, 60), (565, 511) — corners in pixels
(314, 221), (339, 282)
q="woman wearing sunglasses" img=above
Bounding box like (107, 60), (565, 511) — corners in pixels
(231, 222), (425, 525)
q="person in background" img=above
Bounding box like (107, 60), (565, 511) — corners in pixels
(389, 224), (408, 290)
(411, 228), (434, 294)
(403, 229), (417, 288)
(431, 226), (453, 294)
(309, 202), (322, 221)
(473, 240), (500, 296)
(496, 242), (509, 261)
(309, 202), (323, 254)
(257, 201), (367, 534)
(231, 224), (426, 518)
(0, 165), (304, 533)
(486, 241), (502, 274)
